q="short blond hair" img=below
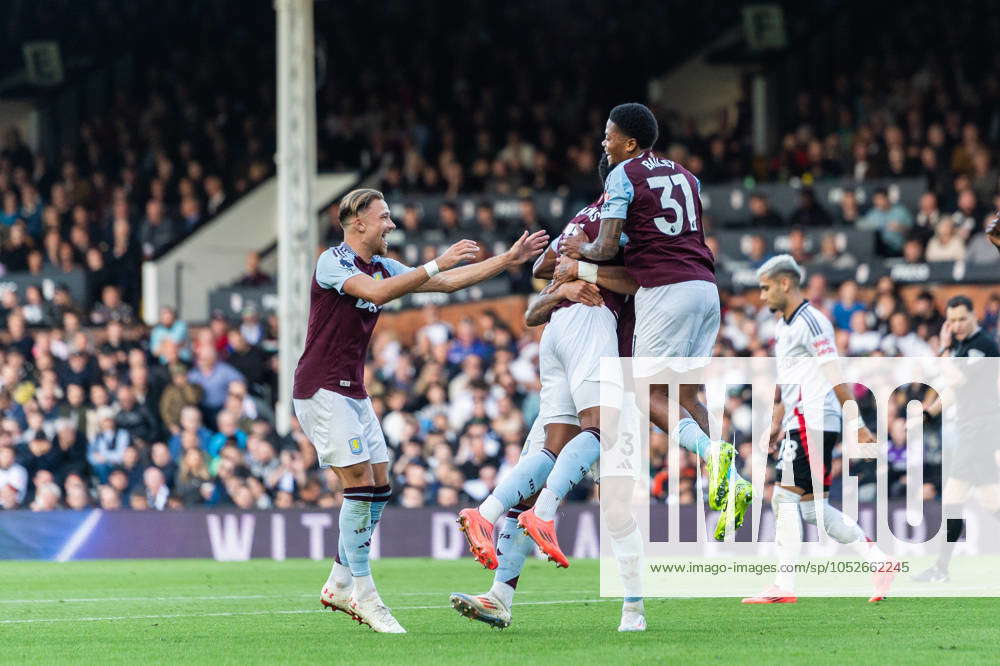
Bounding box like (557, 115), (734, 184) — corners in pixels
(339, 188), (385, 226)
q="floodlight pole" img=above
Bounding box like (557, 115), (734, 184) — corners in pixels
(275, 0), (317, 435)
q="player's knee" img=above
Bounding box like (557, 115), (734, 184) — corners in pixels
(771, 486), (801, 510)
(798, 498), (818, 525)
(601, 502), (634, 534)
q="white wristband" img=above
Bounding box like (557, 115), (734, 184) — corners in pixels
(423, 260), (440, 278)
(846, 417), (864, 432)
(577, 261), (598, 284)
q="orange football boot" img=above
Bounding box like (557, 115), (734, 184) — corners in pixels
(457, 508), (498, 570)
(517, 508), (569, 568)
(869, 558), (900, 602)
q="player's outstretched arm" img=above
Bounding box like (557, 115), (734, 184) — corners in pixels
(418, 230), (549, 293)
(525, 280), (603, 327)
(559, 218), (623, 261)
(550, 255), (638, 295)
(344, 239), (479, 305)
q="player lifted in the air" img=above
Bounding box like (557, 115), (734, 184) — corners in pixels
(743, 255), (897, 604)
(451, 155), (649, 632)
(295, 188), (547, 632)
(545, 103), (750, 551)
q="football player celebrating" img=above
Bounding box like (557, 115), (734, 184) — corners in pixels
(296, 188), (547, 632)
(555, 102), (749, 543)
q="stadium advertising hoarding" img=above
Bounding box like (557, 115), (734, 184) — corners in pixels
(0, 501), (956, 561)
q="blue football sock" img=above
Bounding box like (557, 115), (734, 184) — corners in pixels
(370, 484), (391, 529)
(676, 417), (712, 460)
(493, 504), (534, 590)
(534, 428), (600, 520)
(481, 449), (557, 522)
(340, 486), (374, 577)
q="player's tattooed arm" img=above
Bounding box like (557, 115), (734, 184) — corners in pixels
(418, 230), (549, 293)
(559, 218), (623, 261)
(524, 281), (603, 326)
(345, 239), (479, 304)
(551, 255), (638, 295)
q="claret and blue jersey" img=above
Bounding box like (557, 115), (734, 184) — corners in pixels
(292, 242), (411, 401)
(601, 151), (716, 289)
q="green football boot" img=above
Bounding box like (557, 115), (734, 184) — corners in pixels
(705, 442), (735, 511)
(713, 479), (753, 541)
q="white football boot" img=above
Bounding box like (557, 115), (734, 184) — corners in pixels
(350, 594), (407, 634)
(320, 583), (356, 619)
(618, 603), (646, 632)
(449, 591), (513, 629)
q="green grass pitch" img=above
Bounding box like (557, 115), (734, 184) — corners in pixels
(2, 558), (998, 664)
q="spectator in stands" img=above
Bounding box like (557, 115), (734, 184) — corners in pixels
(88, 408), (130, 483)
(143, 466), (169, 510)
(950, 189), (984, 241)
(880, 312), (933, 357)
(0, 444), (27, 505)
(925, 216), (966, 262)
(911, 291), (944, 338)
(204, 176), (227, 216)
(234, 251), (273, 287)
(150, 307), (189, 364)
(187, 336), (245, 418)
(967, 215), (1000, 264)
(813, 232), (857, 269)
(832, 280), (866, 330)
(836, 190), (861, 226)
(858, 188), (913, 256)
(789, 188), (831, 227)
(179, 196), (202, 232)
(913, 192), (942, 244)
(140, 200), (178, 259)
(746, 192), (783, 227)
(90, 286), (136, 326)
(114, 386), (156, 446)
(847, 310), (882, 356)
(160, 366), (203, 436)
(787, 228), (813, 266)
(743, 234), (769, 268)
(225, 330), (267, 394)
(1, 222), (32, 273)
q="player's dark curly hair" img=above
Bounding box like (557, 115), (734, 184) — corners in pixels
(598, 153), (611, 184)
(609, 103), (658, 150)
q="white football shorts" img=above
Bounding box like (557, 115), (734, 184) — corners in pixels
(293, 388), (388, 468)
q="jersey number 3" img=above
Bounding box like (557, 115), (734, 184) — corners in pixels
(647, 175), (698, 235)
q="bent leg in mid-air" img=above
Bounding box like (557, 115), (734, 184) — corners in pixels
(519, 404), (617, 568)
(457, 421), (579, 570)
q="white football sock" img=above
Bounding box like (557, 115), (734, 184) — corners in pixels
(773, 487), (802, 592)
(534, 488), (559, 521)
(330, 560), (352, 589)
(353, 574), (378, 601)
(489, 581), (515, 609)
(479, 495), (505, 524)
(609, 520), (644, 601)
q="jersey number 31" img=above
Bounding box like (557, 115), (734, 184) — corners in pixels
(647, 175), (698, 235)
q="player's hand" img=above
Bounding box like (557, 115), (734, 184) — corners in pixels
(505, 230), (550, 265)
(939, 321), (953, 352)
(551, 255), (579, 287)
(987, 213), (1000, 249)
(437, 239), (480, 270)
(558, 230), (586, 259)
(768, 425), (783, 452)
(559, 280), (603, 307)
(856, 425), (875, 445)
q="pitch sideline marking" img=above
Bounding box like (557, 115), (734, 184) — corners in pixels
(0, 590), (596, 605)
(0, 598), (618, 624)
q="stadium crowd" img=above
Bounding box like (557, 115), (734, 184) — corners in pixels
(2, 268), (998, 512)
